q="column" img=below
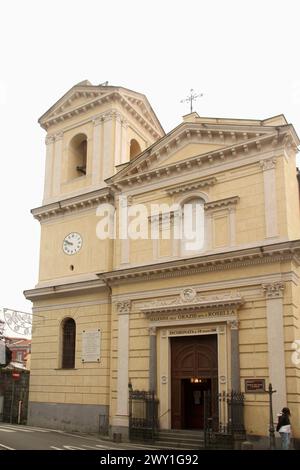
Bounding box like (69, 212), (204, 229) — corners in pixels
(260, 159), (278, 238)
(228, 319), (240, 391)
(92, 116), (103, 185)
(115, 301), (131, 426)
(52, 132), (63, 197)
(149, 327), (157, 393)
(263, 282), (287, 414)
(43, 135), (55, 202)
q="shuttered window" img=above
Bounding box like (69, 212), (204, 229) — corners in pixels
(62, 318), (76, 369)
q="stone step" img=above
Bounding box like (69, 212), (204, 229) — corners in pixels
(155, 429), (204, 450)
(158, 429), (204, 438)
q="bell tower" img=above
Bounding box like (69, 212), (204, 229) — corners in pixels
(39, 80), (164, 205)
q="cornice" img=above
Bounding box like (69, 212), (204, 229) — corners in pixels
(166, 177), (217, 195)
(23, 278), (106, 301)
(205, 196), (239, 211)
(110, 131), (287, 191)
(140, 292), (244, 316)
(100, 239), (300, 285)
(40, 90), (162, 139)
(31, 187), (113, 222)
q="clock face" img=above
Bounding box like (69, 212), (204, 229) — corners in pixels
(63, 232), (82, 255)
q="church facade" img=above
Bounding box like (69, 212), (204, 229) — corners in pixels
(24, 81), (300, 444)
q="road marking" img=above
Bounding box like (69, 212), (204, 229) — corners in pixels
(6, 425), (49, 433)
(63, 445), (86, 450)
(0, 426), (34, 433)
(50, 446), (65, 450)
(0, 429), (15, 433)
(0, 443), (15, 450)
(82, 444), (116, 450)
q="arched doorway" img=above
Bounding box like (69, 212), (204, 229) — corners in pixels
(171, 334), (218, 429)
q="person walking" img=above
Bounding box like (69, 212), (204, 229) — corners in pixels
(276, 407), (292, 450)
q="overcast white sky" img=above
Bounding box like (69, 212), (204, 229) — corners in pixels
(0, 0), (300, 322)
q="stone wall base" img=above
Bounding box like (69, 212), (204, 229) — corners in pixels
(28, 401), (109, 433)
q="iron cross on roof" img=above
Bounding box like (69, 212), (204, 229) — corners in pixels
(181, 89), (203, 113)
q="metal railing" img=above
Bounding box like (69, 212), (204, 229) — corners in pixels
(129, 389), (159, 442)
(204, 390), (246, 449)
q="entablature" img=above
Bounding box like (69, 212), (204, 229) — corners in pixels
(31, 187), (113, 222)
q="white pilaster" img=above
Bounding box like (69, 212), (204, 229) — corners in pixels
(260, 159), (278, 238)
(263, 282), (287, 414)
(43, 135), (55, 202)
(52, 132), (63, 196)
(102, 113), (114, 180)
(114, 114), (122, 168)
(205, 212), (213, 250)
(119, 196), (130, 265)
(120, 119), (128, 164)
(115, 301), (131, 426)
(228, 207), (236, 246)
(151, 215), (159, 260)
(92, 116), (103, 185)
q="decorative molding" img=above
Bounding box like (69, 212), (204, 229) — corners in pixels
(228, 319), (239, 330)
(101, 240), (300, 285)
(24, 278), (106, 301)
(259, 158), (276, 171)
(54, 131), (63, 142)
(109, 129), (290, 190)
(180, 288), (197, 302)
(92, 115), (104, 126)
(140, 293), (244, 316)
(111, 271), (298, 303)
(45, 135), (55, 145)
(166, 177), (216, 195)
(40, 90), (163, 139)
(149, 326), (157, 336)
(262, 282), (285, 299)
(116, 300), (131, 314)
(31, 187), (113, 222)
(205, 196), (239, 211)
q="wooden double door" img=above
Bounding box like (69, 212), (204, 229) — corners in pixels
(171, 334), (218, 429)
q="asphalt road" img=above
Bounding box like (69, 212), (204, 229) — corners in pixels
(0, 423), (166, 451)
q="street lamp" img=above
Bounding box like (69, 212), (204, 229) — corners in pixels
(267, 383), (276, 450)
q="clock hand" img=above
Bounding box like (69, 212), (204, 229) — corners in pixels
(64, 240), (73, 246)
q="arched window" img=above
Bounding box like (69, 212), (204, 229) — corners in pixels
(181, 197), (205, 255)
(68, 133), (87, 179)
(61, 318), (76, 369)
(130, 139), (141, 160)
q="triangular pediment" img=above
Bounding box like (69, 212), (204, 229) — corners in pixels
(109, 119), (277, 184)
(39, 82), (165, 138)
(156, 142), (224, 167)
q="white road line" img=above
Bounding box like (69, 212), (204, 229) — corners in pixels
(50, 446), (65, 450)
(82, 444), (117, 450)
(0, 429), (15, 433)
(63, 445), (86, 450)
(0, 443), (15, 450)
(0, 426), (34, 433)
(4, 425), (49, 433)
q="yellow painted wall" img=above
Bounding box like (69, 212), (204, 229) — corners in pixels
(29, 290), (111, 406)
(39, 210), (113, 281)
